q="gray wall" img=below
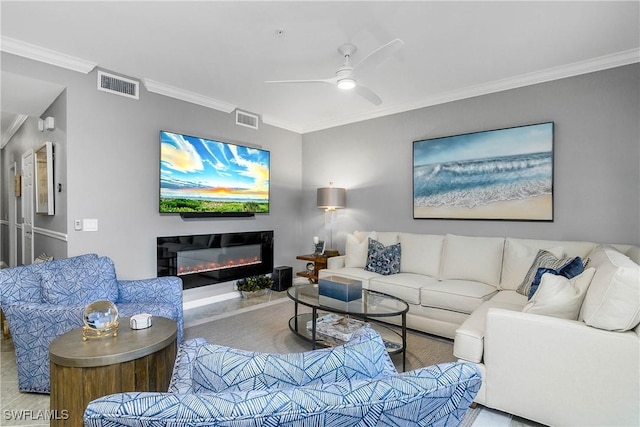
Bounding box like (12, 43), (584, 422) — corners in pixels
(302, 64), (640, 250)
(1, 52), (304, 280)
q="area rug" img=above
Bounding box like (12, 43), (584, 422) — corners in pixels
(185, 298), (457, 374)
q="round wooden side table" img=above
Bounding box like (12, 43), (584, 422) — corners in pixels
(49, 316), (177, 427)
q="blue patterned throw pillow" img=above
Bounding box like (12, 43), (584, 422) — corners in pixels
(528, 256), (586, 299)
(365, 238), (401, 275)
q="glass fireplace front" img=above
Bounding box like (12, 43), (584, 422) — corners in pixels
(157, 231), (274, 290)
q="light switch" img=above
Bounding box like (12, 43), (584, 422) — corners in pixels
(83, 219), (98, 232)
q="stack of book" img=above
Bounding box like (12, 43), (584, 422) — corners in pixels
(306, 313), (367, 342)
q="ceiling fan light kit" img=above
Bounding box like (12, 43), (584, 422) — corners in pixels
(266, 39), (404, 104)
(337, 78), (356, 90)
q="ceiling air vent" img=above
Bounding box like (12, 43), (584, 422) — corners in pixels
(97, 70), (139, 99)
(236, 110), (259, 130)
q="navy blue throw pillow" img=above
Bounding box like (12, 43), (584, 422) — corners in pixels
(528, 257), (585, 299)
(364, 238), (401, 275)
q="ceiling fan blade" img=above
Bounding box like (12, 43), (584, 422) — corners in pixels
(352, 39), (404, 76)
(265, 77), (338, 85)
(354, 84), (382, 105)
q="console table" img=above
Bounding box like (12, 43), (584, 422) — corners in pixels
(49, 317), (177, 426)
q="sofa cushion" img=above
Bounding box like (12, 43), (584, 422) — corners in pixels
(369, 273), (436, 305)
(345, 232), (377, 268)
(40, 255), (118, 305)
(522, 268), (595, 320)
(420, 280), (498, 314)
(580, 246), (640, 331)
(454, 299), (525, 363)
(365, 239), (401, 275)
(500, 238), (565, 290)
(399, 233), (444, 276)
(488, 289), (529, 305)
(441, 234), (505, 286)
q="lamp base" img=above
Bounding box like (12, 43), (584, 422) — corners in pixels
(323, 249), (340, 257)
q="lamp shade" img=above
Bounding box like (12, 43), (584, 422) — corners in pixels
(317, 187), (346, 210)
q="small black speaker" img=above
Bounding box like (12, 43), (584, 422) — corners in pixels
(272, 266), (292, 291)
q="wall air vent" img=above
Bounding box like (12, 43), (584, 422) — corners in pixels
(236, 110), (259, 130)
(97, 70), (139, 99)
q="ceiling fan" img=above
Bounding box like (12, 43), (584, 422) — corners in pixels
(266, 39), (404, 105)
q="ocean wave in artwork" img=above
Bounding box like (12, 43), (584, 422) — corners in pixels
(414, 152), (552, 208)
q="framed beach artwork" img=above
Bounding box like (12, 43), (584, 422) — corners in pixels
(413, 122), (554, 221)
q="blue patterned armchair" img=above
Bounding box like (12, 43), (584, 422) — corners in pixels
(84, 327), (481, 426)
(0, 253), (183, 394)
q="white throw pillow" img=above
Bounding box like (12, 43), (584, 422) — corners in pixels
(581, 246), (640, 331)
(500, 238), (565, 290)
(345, 232), (377, 268)
(440, 234), (505, 286)
(522, 268), (595, 320)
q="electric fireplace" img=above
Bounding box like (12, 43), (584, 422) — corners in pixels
(157, 231), (274, 290)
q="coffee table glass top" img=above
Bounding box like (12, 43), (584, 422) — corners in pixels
(287, 284), (408, 317)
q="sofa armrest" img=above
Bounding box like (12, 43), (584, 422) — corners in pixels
(484, 308), (640, 426)
(326, 255), (346, 269)
(118, 277), (184, 342)
(168, 338), (208, 393)
(0, 264), (44, 306)
(4, 302), (85, 392)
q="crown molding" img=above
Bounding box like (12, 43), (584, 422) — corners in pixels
(1, 36), (97, 74)
(143, 79), (236, 113)
(261, 114), (303, 134)
(300, 48), (640, 134)
(1, 114), (29, 148)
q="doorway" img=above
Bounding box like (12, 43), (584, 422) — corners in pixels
(21, 149), (34, 265)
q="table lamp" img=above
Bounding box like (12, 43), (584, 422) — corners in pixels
(317, 184), (346, 255)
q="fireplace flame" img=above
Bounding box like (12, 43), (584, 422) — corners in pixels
(178, 256), (261, 276)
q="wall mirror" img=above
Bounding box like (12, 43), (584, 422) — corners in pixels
(35, 141), (54, 215)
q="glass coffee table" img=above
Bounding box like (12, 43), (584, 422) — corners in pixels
(287, 283), (409, 370)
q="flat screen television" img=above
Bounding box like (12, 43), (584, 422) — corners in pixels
(160, 130), (270, 217)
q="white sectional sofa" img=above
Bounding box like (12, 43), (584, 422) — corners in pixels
(319, 231), (640, 427)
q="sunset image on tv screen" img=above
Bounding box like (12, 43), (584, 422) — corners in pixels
(160, 131), (270, 213)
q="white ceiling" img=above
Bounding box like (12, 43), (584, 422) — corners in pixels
(1, 1), (638, 136)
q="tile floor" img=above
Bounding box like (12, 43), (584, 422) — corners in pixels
(0, 289), (543, 426)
